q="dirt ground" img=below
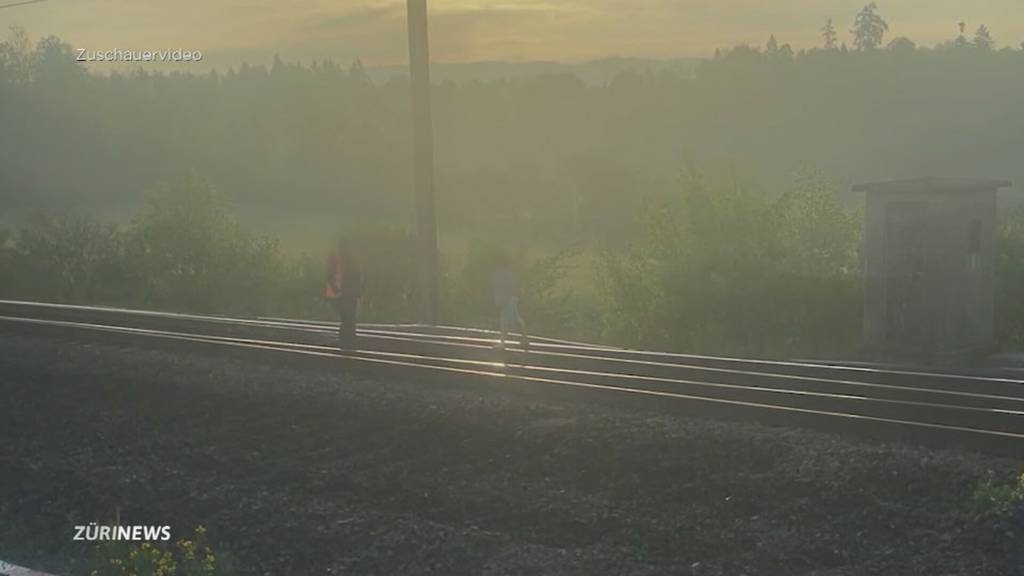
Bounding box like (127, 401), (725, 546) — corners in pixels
(1, 332), (1023, 575)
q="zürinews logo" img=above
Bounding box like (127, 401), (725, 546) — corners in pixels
(72, 523), (172, 542)
(0, 525), (172, 575)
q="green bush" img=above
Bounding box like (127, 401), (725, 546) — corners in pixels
(996, 207), (1024, 349)
(972, 471), (1024, 516)
(519, 249), (604, 341)
(124, 176), (293, 316)
(0, 169), (867, 358)
(0, 176), (432, 325)
(10, 167), (1024, 360)
(440, 243), (602, 340)
(84, 526), (223, 576)
(600, 170), (862, 358)
(345, 226), (419, 323)
(5, 214), (129, 305)
(442, 242), (511, 329)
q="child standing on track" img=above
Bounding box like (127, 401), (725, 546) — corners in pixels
(492, 252), (530, 352)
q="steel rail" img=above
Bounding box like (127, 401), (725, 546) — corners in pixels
(2, 312), (1024, 457)
(3, 300), (1022, 392)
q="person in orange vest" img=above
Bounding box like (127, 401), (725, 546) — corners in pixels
(325, 239), (363, 349)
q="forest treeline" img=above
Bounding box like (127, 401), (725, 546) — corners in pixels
(3, 5), (1024, 358)
(2, 11), (1023, 246)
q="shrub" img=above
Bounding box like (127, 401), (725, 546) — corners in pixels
(440, 243), (600, 339)
(996, 207), (1024, 349)
(443, 242), (510, 329)
(972, 471), (1024, 516)
(600, 170), (862, 358)
(83, 526), (222, 576)
(124, 175), (293, 316)
(345, 226), (419, 323)
(5, 214), (129, 304)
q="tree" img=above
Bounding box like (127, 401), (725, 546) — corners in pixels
(952, 21), (970, 48)
(270, 53), (285, 74)
(851, 3), (889, 50)
(766, 34), (779, 53)
(29, 35), (86, 88)
(348, 58), (369, 84)
(0, 26), (31, 84)
(126, 176), (287, 314)
(602, 169), (862, 357)
(887, 37), (916, 53)
(974, 25), (994, 50)
(821, 18), (838, 50)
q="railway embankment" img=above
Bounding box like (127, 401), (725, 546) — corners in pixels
(2, 332), (1022, 575)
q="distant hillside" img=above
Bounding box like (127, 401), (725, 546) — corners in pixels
(366, 57), (702, 85)
(3, 37), (1023, 249)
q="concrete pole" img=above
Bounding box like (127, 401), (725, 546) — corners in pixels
(407, 0), (439, 325)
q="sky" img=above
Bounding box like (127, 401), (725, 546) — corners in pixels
(3, 0), (1023, 69)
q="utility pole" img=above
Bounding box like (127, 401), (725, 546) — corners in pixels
(406, 0), (439, 325)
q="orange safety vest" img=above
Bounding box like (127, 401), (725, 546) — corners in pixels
(325, 253), (344, 299)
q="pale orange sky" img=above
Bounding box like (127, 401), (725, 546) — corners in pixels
(4, 0), (1023, 68)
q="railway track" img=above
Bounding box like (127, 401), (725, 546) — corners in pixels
(2, 299), (1024, 457)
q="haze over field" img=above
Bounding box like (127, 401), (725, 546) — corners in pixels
(3, 2), (1024, 358)
(4, 0), (1024, 67)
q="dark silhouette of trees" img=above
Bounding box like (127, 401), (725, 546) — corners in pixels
(851, 3), (889, 50)
(821, 18), (838, 50)
(887, 37), (916, 52)
(764, 35), (794, 60)
(952, 21), (971, 48)
(0, 25), (30, 83)
(2, 25), (1024, 254)
(974, 25), (994, 50)
(2, 26), (1023, 230)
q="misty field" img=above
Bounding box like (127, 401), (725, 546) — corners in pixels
(4, 14), (1024, 359)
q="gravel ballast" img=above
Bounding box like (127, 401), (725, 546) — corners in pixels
(1, 332), (1022, 575)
